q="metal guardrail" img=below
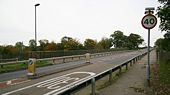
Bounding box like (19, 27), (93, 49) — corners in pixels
(0, 50), (130, 68)
(56, 50), (150, 95)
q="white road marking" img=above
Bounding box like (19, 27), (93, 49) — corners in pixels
(44, 73), (95, 95)
(6, 81), (12, 85)
(9, 80), (31, 86)
(2, 72), (95, 95)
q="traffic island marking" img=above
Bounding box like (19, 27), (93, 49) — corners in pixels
(0, 78), (30, 88)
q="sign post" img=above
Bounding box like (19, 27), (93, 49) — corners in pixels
(141, 8), (157, 86)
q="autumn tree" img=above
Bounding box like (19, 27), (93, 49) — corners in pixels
(97, 37), (113, 49)
(29, 39), (36, 51)
(15, 42), (24, 59)
(84, 39), (97, 50)
(45, 41), (57, 51)
(2, 45), (17, 59)
(39, 39), (49, 51)
(60, 36), (83, 50)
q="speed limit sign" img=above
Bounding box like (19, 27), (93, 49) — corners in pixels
(141, 14), (157, 29)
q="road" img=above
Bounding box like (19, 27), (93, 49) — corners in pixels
(0, 60), (87, 82)
(0, 50), (147, 95)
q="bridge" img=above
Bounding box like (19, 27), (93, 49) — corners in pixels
(0, 49), (149, 95)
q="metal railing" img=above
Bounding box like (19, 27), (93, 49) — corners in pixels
(0, 50), (128, 68)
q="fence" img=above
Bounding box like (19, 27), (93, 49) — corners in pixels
(0, 50), (128, 68)
(28, 49), (129, 59)
(0, 48), (129, 62)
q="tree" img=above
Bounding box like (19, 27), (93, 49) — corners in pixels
(110, 30), (126, 48)
(97, 37), (113, 49)
(15, 42), (24, 59)
(156, 0), (170, 51)
(2, 45), (17, 59)
(60, 36), (83, 50)
(127, 33), (144, 49)
(84, 39), (97, 50)
(15, 42), (24, 51)
(39, 39), (49, 51)
(155, 37), (170, 51)
(45, 41), (57, 51)
(157, 0), (170, 33)
(155, 38), (164, 51)
(29, 39), (36, 51)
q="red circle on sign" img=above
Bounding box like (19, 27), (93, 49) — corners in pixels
(141, 14), (157, 29)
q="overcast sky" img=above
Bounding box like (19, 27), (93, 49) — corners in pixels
(0, 0), (164, 46)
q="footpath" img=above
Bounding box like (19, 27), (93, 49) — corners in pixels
(99, 50), (157, 95)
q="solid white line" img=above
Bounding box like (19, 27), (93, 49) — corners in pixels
(2, 84), (38, 95)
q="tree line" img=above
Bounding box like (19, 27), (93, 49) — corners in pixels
(155, 0), (170, 51)
(0, 30), (144, 59)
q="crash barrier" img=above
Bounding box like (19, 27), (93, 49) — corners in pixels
(0, 50), (132, 68)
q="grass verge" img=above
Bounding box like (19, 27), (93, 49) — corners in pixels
(151, 58), (170, 95)
(0, 60), (52, 74)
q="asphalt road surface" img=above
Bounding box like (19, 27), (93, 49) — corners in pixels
(0, 49), (147, 95)
(0, 60), (86, 82)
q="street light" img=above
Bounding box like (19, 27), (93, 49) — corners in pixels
(35, 3), (40, 51)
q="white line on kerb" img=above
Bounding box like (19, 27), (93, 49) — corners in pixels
(2, 72), (95, 95)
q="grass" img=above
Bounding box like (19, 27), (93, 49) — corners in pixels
(158, 60), (170, 84)
(96, 67), (128, 91)
(96, 73), (120, 91)
(74, 67), (128, 95)
(0, 60), (52, 74)
(150, 52), (170, 95)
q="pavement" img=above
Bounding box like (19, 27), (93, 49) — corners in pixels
(98, 50), (157, 95)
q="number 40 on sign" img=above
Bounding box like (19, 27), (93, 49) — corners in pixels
(141, 14), (157, 29)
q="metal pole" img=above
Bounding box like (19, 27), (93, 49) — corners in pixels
(109, 70), (112, 83)
(147, 29), (151, 86)
(91, 78), (96, 95)
(35, 6), (37, 51)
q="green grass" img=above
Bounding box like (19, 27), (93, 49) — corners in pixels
(158, 59), (170, 84)
(150, 53), (170, 95)
(0, 60), (52, 74)
(96, 67), (128, 91)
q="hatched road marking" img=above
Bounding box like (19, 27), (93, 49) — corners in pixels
(2, 72), (95, 95)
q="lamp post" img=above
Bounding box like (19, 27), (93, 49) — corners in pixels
(35, 3), (40, 51)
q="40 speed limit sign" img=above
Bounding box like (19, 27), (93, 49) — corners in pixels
(141, 14), (157, 29)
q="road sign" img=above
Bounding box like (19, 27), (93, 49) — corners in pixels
(28, 58), (36, 76)
(28, 60), (33, 65)
(141, 14), (157, 29)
